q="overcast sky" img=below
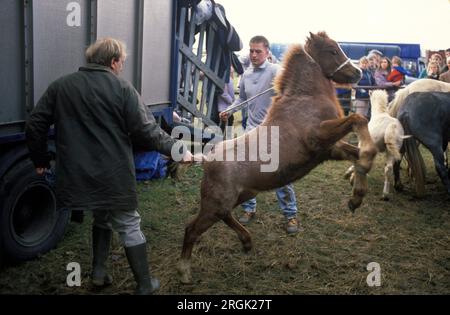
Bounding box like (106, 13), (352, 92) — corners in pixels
(223, 0), (450, 54)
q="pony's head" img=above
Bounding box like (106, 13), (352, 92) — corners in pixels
(305, 32), (361, 84)
(369, 90), (388, 114)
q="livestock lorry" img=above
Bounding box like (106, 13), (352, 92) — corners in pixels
(0, 0), (232, 263)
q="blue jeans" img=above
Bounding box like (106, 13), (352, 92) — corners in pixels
(241, 184), (298, 219)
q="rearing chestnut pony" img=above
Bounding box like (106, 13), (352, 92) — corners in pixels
(178, 32), (378, 284)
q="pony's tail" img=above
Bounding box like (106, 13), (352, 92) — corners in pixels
(388, 88), (407, 117)
(400, 117), (426, 197)
(384, 123), (402, 161)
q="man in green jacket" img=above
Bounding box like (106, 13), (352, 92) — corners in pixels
(26, 38), (194, 295)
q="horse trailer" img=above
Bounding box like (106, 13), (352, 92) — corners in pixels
(0, 0), (230, 263)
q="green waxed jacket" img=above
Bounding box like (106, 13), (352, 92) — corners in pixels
(26, 64), (179, 211)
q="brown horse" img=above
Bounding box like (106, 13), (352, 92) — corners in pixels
(178, 32), (378, 284)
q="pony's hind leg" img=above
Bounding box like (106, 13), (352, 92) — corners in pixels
(427, 143), (450, 195)
(393, 160), (403, 192)
(383, 154), (396, 201)
(349, 117), (378, 211)
(178, 205), (223, 284)
(222, 213), (253, 252)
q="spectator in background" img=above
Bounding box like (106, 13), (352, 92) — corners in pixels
(368, 49), (383, 63)
(387, 56), (408, 84)
(374, 56), (402, 101)
(353, 56), (374, 119)
(439, 57), (450, 83)
(441, 49), (450, 73)
(367, 50), (382, 75)
(423, 61), (441, 80)
(419, 53), (443, 78)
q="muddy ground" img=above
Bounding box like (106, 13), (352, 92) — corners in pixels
(1, 148), (449, 295)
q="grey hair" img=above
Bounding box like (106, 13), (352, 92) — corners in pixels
(85, 38), (127, 66)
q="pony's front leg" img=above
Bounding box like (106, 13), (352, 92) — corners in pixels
(319, 114), (377, 211)
(329, 141), (358, 185)
(318, 114), (367, 145)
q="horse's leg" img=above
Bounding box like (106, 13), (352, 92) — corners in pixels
(320, 117), (377, 210)
(178, 203), (224, 284)
(222, 213), (252, 252)
(383, 153), (396, 201)
(394, 146), (405, 191)
(330, 140), (360, 161)
(349, 118), (378, 211)
(393, 160), (403, 191)
(427, 143), (450, 195)
(318, 114), (367, 145)
(443, 141), (449, 170)
(330, 141), (358, 184)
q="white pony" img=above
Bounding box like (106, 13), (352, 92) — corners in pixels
(388, 79), (450, 117)
(346, 90), (409, 200)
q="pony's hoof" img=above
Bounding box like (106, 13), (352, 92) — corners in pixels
(178, 268), (193, 285)
(242, 242), (253, 253)
(177, 261), (193, 285)
(348, 199), (360, 213)
(394, 183), (404, 192)
(179, 273), (193, 285)
(381, 195), (390, 201)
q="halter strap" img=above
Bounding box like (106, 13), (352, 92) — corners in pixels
(328, 58), (352, 79)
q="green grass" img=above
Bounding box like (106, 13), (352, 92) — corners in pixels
(0, 147), (449, 295)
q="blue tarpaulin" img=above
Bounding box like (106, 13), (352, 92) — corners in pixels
(134, 151), (168, 181)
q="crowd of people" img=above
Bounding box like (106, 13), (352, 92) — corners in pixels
(349, 47), (450, 119)
(419, 49), (450, 82)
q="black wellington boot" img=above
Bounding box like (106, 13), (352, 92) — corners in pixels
(124, 243), (160, 295)
(91, 226), (113, 287)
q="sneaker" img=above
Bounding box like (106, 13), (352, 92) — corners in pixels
(286, 218), (300, 234)
(239, 212), (255, 225)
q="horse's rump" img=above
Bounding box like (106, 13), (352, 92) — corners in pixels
(388, 79), (450, 117)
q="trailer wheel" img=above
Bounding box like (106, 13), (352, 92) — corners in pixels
(0, 159), (70, 262)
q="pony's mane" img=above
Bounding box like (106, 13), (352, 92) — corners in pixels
(273, 44), (321, 96)
(305, 31), (330, 50)
(271, 32), (344, 118)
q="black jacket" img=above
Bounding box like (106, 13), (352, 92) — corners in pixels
(26, 64), (178, 211)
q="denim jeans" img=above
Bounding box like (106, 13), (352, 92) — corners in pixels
(241, 184), (298, 219)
